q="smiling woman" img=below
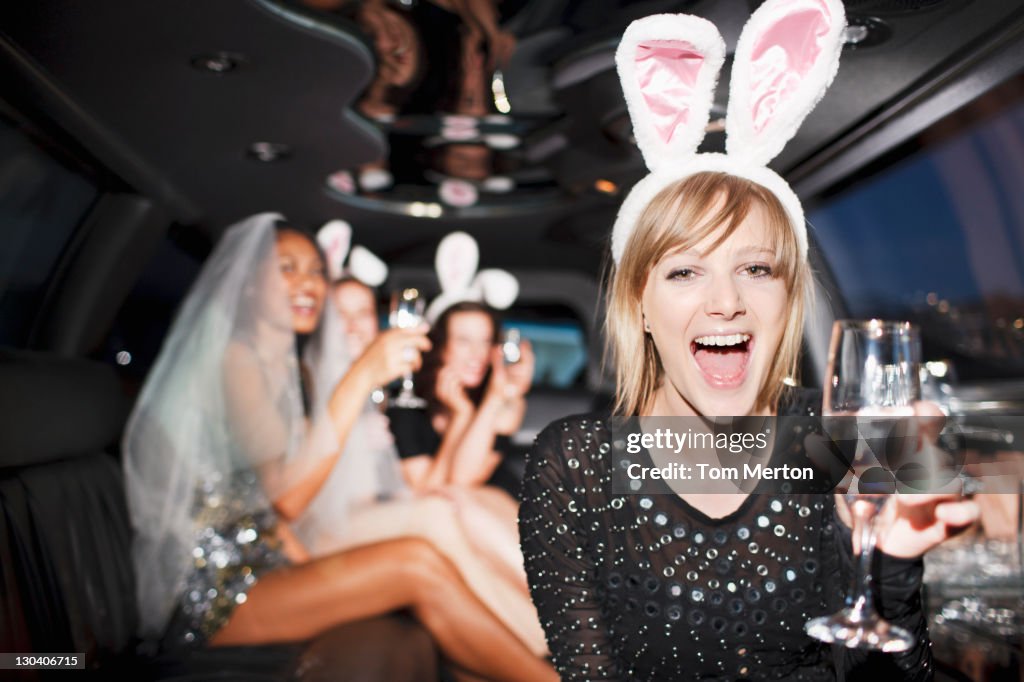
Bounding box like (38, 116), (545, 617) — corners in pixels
(274, 229), (328, 335)
(613, 172), (806, 418)
(517, 3), (980, 679)
(122, 213), (556, 681)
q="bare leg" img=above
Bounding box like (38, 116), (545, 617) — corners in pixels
(442, 486), (529, 586)
(338, 494), (548, 655)
(211, 539), (556, 682)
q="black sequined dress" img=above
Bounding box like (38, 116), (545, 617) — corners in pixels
(518, 391), (932, 681)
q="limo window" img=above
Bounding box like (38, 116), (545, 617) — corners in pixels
(809, 78), (1024, 381)
(502, 315), (587, 389)
(0, 116), (98, 346)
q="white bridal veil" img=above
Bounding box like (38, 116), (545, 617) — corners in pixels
(123, 213), (403, 639)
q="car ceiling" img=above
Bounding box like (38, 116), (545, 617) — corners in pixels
(3, 0), (1023, 279)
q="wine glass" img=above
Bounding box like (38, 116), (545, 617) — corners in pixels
(805, 319), (922, 652)
(388, 287), (427, 409)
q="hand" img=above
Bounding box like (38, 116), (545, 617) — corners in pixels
(873, 489), (979, 558)
(355, 325), (430, 388)
(503, 339), (534, 398)
(838, 400), (979, 558)
(436, 366), (473, 415)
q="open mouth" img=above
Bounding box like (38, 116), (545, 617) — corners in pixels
(691, 333), (753, 388)
(290, 294), (319, 317)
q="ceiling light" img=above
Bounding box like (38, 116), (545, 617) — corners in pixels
(492, 70), (511, 114)
(190, 52), (242, 73)
(594, 179), (619, 195)
(841, 17), (890, 48)
(246, 142), (290, 162)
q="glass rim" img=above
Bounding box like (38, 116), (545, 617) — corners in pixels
(832, 318), (919, 335)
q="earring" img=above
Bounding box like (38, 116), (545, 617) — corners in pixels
(643, 317), (651, 332)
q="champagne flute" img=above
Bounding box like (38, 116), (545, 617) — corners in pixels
(501, 327), (522, 365)
(388, 287), (427, 409)
(805, 319), (921, 652)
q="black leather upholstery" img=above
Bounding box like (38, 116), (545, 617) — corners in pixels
(0, 348), (439, 680)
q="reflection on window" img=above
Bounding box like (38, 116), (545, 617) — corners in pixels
(809, 77), (1024, 381)
(0, 118), (98, 347)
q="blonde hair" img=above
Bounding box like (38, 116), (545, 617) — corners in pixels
(605, 172), (811, 416)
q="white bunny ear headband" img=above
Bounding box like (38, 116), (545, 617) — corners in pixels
(316, 220), (389, 287)
(425, 231), (519, 324)
(611, 0), (846, 264)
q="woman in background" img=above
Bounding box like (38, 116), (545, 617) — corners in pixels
(287, 223), (547, 657)
(123, 213), (555, 681)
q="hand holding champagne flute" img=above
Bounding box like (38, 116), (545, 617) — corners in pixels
(388, 287), (428, 409)
(806, 319), (922, 652)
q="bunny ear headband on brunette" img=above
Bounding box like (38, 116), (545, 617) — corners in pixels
(611, 0), (846, 264)
(317, 220), (389, 287)
(424, 231), (519, 324)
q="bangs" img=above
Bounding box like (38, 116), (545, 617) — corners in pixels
(607, 171), (811, 416)
(623, 172), (800, 297)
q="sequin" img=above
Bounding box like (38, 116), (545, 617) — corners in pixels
(168, 492), (287, 648)
(517, 410), (929, 681)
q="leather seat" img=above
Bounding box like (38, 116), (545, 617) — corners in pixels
(0, 347), (438, 681)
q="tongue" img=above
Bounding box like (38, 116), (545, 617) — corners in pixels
(693, 346), (747, 380)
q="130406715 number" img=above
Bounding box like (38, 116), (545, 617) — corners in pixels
(0, 654), (84, 669)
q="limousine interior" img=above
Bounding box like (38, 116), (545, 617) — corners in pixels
(2, 0), (1022, 680)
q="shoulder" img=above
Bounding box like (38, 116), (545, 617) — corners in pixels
(386, 405), (430, 425)
(532, 411), (611, 449)
(527, 411), (612, 474)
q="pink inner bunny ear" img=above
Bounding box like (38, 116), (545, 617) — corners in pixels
(636, 41), (707, 147)
(749, 10), (831, 134)
(616, 14), (726, 172)
(726, 0), (845, 164)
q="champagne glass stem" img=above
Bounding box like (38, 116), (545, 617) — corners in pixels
(848, 501), (880, 621)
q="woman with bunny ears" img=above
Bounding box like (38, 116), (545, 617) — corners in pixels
(389, 231), (534, 491)
(292, 221), (550, 658)
(519, 1), (977, 680)
(122, 214), (557, 681)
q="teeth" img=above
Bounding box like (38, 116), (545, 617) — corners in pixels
(292, 295), (316, 308)
(694, 333), (751, 347)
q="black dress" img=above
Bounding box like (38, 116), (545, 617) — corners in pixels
(517, 391), (933, 681)
(386, 406), (512, 461)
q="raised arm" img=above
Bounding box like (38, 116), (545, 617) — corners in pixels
(225, 328), (428, 521)
(445, 343), (533, 485)
(518, 422), (625, 680)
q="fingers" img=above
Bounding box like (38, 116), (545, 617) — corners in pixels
(934, 499), (980, 527)
(912, 400), (945, 444)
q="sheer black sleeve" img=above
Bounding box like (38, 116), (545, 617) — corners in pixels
(831, 512), (933, 681)
(518, 418), (625, 680)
